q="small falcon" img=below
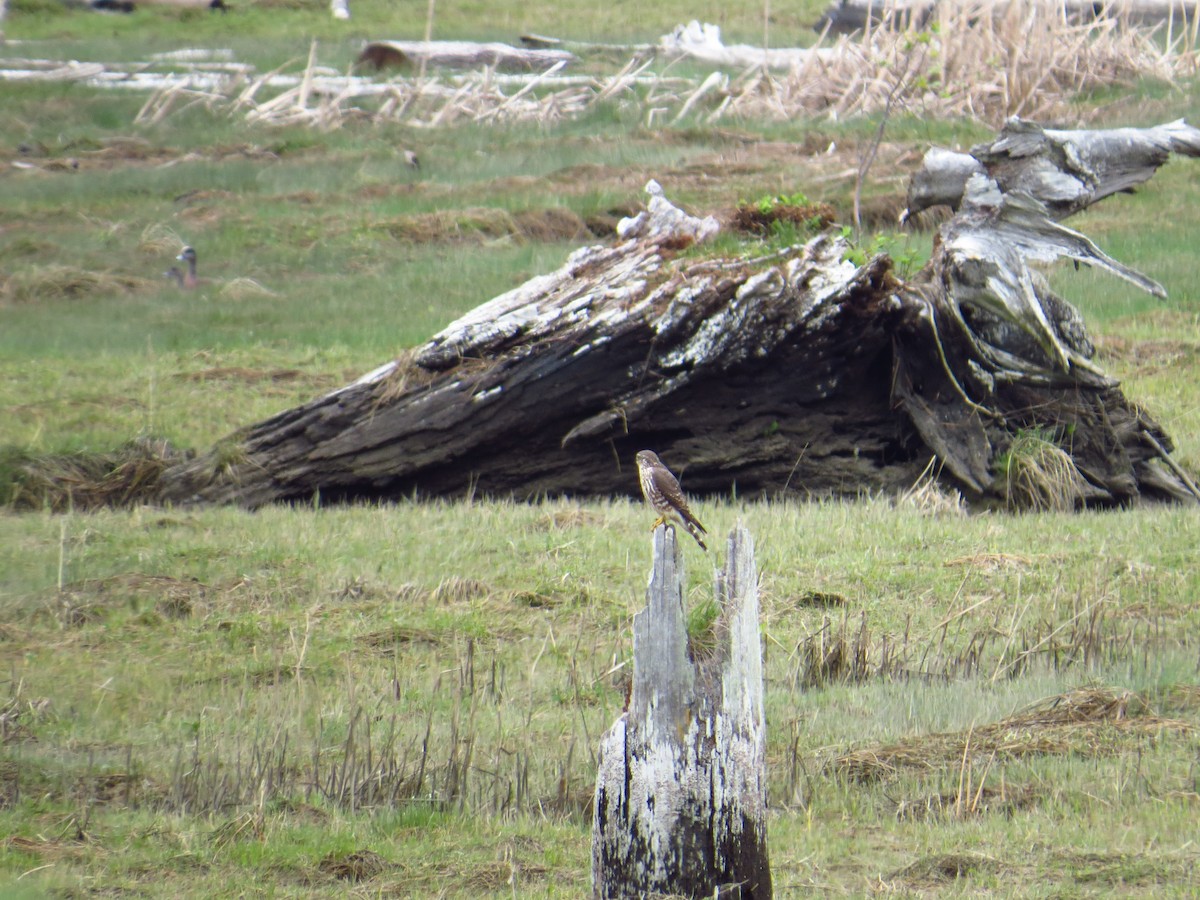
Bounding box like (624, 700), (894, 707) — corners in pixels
(635, 449), (708, 551)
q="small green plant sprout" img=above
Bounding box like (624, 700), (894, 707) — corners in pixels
(687, 597), (722, 661)
(732, 192), (836, 246)
(840, 227), (924, 277)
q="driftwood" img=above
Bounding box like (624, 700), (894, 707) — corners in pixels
(356, 40), (575, 73)
(593, 524), (770, 899)
(815, 0), (1200, 33)
(158, 119), (1200, 511)
(657, 20), (840, 70)
(905, 118), (1200, 221)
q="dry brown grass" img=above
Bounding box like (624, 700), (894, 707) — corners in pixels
(54, 572), (208, 626)
(6, 437), (185, 512)
(729, 1), (1198, 127)
(831, 686), (1193, 783)
(0, 265), (150, 304)
(317, 848), (391, 882)
(1000, 429), (1091, 512)
(896, 459), (969, 517)
(133, 1), (1198, 132)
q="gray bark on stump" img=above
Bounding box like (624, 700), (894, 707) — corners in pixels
(592, 524), (771, 899)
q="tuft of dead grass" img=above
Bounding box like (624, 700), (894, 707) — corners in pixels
(0, 265), (150, 304)
(895, 781), (1043, 822)
(431, 576), (493, 605)
(318, 848), (391, 882)
(831, 686), (1193, 782)
(52, 572), (208, 627)
(356, 624), (444, 652)
(893, 851), (999, 886)
(534, 506), (605, 530)
(218, 277), (278, 299)
(998, 429), (1090, 512)
(5, 437), (186, 512)
(896, 459), (968, 517)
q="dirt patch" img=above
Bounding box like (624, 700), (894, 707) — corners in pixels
(5, 141), (279, 173)
(730, 199), (837, 236)
(1096, 335), (1200, 374)
(791, 590), (848, 609)
(513, 207), (592, 242)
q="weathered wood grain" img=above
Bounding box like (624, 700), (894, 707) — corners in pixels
(592, 524), (771, 899)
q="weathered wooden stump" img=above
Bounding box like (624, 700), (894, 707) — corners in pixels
(593, 524), (770, 899)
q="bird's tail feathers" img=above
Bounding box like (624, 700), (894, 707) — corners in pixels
(684, 520), (708, 552)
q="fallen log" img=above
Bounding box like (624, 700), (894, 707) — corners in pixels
(593, 524), (771, 899)
(355, 40), (574, 73)
(158, 120), (1199, 511)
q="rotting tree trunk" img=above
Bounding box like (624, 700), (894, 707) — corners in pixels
(158, 120), (1200, 511)
(593, 524), (770, 899)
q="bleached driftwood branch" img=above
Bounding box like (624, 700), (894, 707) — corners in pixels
(905, 117), (1200, 221)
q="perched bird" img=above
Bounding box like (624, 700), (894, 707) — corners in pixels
(635, 449), (708, 551)
(175, 246), (199, 289)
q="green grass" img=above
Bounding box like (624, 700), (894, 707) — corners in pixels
(1, 501), (1198, 895)
(3, 2), (1200, 896)
(5, 0), (832, 47)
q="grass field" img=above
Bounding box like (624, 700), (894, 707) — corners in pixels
(2, 1), (1200, 896)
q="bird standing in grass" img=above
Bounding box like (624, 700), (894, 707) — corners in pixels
(175, 246), (199, 288)
(636, 449), (708, 551)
